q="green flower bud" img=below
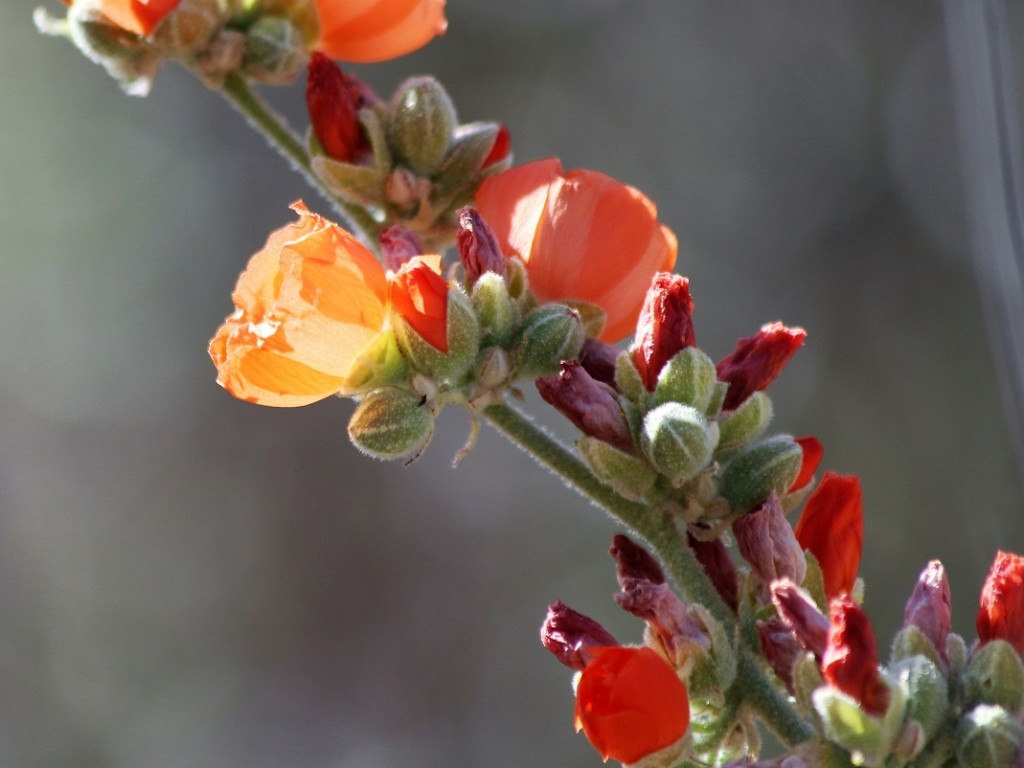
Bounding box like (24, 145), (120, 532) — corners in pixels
(615, 351), (648, 407)
(257, 0), (319, 47)
(505, 258), (529, 302)
(341, 329), (409, 395)
(348, 388), (434, 460)
(891, 626), (945, 672)
(577, 437), (657, 501)
(653, 347), (717, 411)
(965, 639), (1024, 712)
(511, 304), (585, 380)
(388, 76), (456, 176)
(471, 272), (516, 348)
(956, 705), (1024, 768)
(705, 381), (729, 419)
(640, 402), (715, 485)
(719, 434), (803, 512)
(311, 153), (385, 208)
(892, 655), (949, 742)
(475, 347), (511, 389)
(813, 675), (906, 768)
(716, 391), (773, 452)
(393, 287), (480, 385)
(562, 300), (606, 339)
(242, 15), (305, 85)
(433, 122), (503, 201)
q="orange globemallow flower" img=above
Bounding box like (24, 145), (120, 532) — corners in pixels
(210, 201), (392, 407)
(475, 158), (678, 343)
(314, 0), (447, 63)
(71, 0), (181, 36)
(390, 258), (449, 352)
(575, 646), (690, 764)
(793, 472), (863, 599)
(977, 550), (1024, 654)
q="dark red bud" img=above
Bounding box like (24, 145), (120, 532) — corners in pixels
(903, 560), (952, 662)
(687, 532), (739, 613)
(536, 361), (633, 450)
(306, 52), (371, 163)
(733, 493), (807, 590)
(456, 207), (506, 283)
(541, 600), (618, 671)
(716, 321), (806, 411)
(977, 550), (1024, 654)
(379, 226), (424, 272)
(758, 617), (804, 692)
(771, 579), (829, 658)
(610, 534), (665, 586)
(631, 272), (697, 391)
(791, 436), (823, 492)
(482, 124), (511, 167)
(615, 578), (709, 657)
(822, 594), (890, 716)
(579, 338), (621, 388)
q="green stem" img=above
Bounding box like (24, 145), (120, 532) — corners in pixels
(219, 73), (380, 241)
(481, 401), (813, 747)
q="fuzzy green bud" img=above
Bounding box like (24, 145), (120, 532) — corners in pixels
(393, 287), (480, 385)
(892, 655), (949, 742)
(965, 639), (1024, 712)
(813, 675), (906, 768)
(511, 304), (584, 380)
(705, 381), (729, 419)
(640, 402), (716, 485)
(652, 347), (717, 411)
(242, 15), (305, 84)
(348, 388), (434, 460)
(577, 437), (657, 501)
(471, 272), (516, 348)
(388, 76), (456, 176)
(891, 626), (945, 673)
(716, 391), (773, 452)
(956, 705), (1024, 768)
(719, 434), (803, 512)
(433, 122), (503, 200)
(475, 347), (511, 389)
(615, 351), (648, 407)
(341, 329), (409, 395)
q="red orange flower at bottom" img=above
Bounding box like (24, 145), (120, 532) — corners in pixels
(574, 646), (690, 764)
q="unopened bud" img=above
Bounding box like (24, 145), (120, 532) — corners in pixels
(689, 533), (739, 613)
(579, 338), (621, 388)
(388, 76), (456, 175)
(902, 560), (952, 665)
(393, 279), (480, 384)
(977, 549), (1024, 655)
(475, 347), (511, 389)
(379, 226), (424, 272)
(812, 679), (905, 768)
(892, 655), (948, 742)
(537, 362), (632, 450)
(823, 594), (890, 717)
(640, 402), (715, 485)
(758, 617), (803, 691)
(540, 600), (618, 671)
(719, 435), (802, 512)
(614, 349), (648, 405)
(733, 492), (806, 590)
(243, 15), (305, 85)
(341, 329), (409, 395)
(433, 122), (509, 200)
(771, 579), (829, 657)
(457, 207), (507, 284)
(347, 387), (434, 460)
(470, 272), (516, 348)
(306, 52), (369, 163)
(965, 639), (1024, 712)
(717, 391), (774, 452)
(511, 304), (585, 380)
(577, 438), (657, 501)
(631, 273), (697, 391)
(610, 534), (665, 586)
(956, 705), (1024, 768)
(653, 347), (717, 413)
(717, 322), (806, 411)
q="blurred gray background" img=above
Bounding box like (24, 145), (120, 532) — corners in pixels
(4, 2), (1024, 766)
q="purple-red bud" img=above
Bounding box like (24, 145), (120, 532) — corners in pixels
(616, 578), (709, 658)
(688, 532), (739, 613)
(903, 560), (952, 662)
(733, 492), (807, 591)
(456, 207), (506, 283)
(579, 338), (621, 388)
(758, 617), (804, 691)
(631, 273), (697, 391)
(716, 321), (806, 411)
(306, 52), (371, 163)
(822, 594), (890, 717)
(610, 534), (665, 586)
(536, 361), (633, 450)
(771, 579), (829, 658)
(541, 600), (618, 671)
(379, 226), (425, 272)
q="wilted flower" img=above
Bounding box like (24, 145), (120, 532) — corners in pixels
(631, 272), (697, 391)
(688, 532), (740, 613)
(314, 0), (447, 63)
(977, 550), (1024, 654)
(771, 579), (829, 658)
(793, 472), (863, 599)
(475, 158), (678, 342)
(716, 322), (806, 411)
(733, 492), (807, 591)
(306, 52), (371, 163)
(541, 601), (618, 672)
(610, 534), (666, 586)
(536, 362), (632, 450)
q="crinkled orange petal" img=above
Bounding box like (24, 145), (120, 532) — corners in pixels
(316, 0), (447, 63)
(209, 202), (388, 407)
(95, 0), (181, 36)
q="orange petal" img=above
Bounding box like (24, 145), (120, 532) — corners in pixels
(315, 0), (447, 63)
(390, 256), (449, 352)
(95, 0), (181, 36)
(794, 472), (863, 598)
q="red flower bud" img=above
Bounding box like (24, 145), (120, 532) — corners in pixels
(977, 550), (1024, 654)
(541, 601), (618, 672)
(536, 361), (633, 450)
(771, 579), (829, 658)
(631, 273), (697, 391)
(688, 532), (739, 613)
(716, 322), (806, 411)
(579, 338), (621, 388)
(379, 226), (424, 272)
(793, 472), (863, 599)
(390, 258), (449, 352)
(456, 207), (506, 283)
(482, 124), (511, 167)
(306, 52), (370, 163)
(822, 594), (890, 716)
(734, 493), (806, 590)
(574, 646), (690, 764)
(791, 436), (823, 492)
(904, 560), (952, 661)
(610, 534), (665, 586)
(758, 617), (804, 691)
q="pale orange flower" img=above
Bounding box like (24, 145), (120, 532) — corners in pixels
(314, 0), (447, 63)
(209, 201), (390, 407)
(475, 158), (678, 343)
(70, 0), (181, 36)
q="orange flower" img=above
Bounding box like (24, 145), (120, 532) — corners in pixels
(793, 472), (863, 599)
(314, 0), (447, 63)
(390, 257), (449, 352)
(78, 0), (181, 36)
(574, 646), (690, 764)
(209, 201), (390, 407)
(790, 436), (824, 492)
(474, 158), (678, 343)
(977, 550), (1024, 654)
